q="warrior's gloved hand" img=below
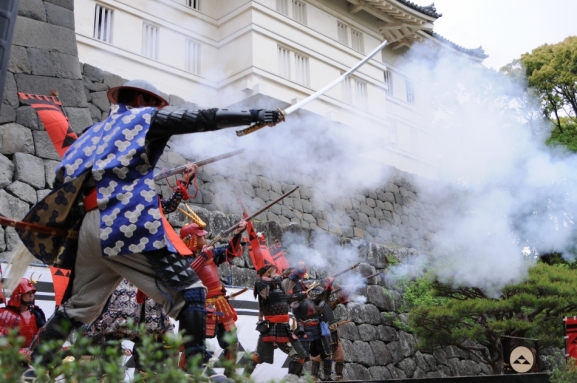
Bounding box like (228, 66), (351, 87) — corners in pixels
(200, 246), (213, 259)
(250, 109), (283, 126)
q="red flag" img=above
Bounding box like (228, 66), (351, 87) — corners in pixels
(239, 198), (286, 273)
(50, 266), (71, 307)
(18, 92), (77, 158)
(268, 239), (290, 273)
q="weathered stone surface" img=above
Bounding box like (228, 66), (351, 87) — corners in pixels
(414, 351), (430, 373)
(18, 0), (46, 21)
(8, 45), (31, 74)
(0, 154), (14, 188)
(0, 104), (16, 124)
(6, 181), (37, 204)
(83, 64), (105, 83)
(0, 123), (34, 155)
(364, 304), (381, 325)
(13, 152), (45, 189)
(376, 325), (398, 342)
(369, 340), (392, 366)
(64, 107), (92, 132)
(45, 0), (74, 10)
(44, 160), (60, 188)
(15, 75), (87, 107)
(387, 364), (407, 379)
(16, 106), (40, 130)
(0, 226), (5, 252)
(398, 357), (417, 377)
(50, 52), (82, 79)
(33, 131), (61, 160)
(353, 340), (375, 366)
(45, 2), (75, 29)
(37, 189), (51, 200)
(341, 339), (355, 363)
(0, 190), (30, 220)
(13, 16), (78, 56)
(434, 348), (448, 366)
(344, 363), (371, 382)
(368, 366), (392, 380)
(445, 345), (469, 359)
(3, 72), (18, 107)
(103, 72), (125, 88)
(91, 91), (110, 112)
(28, 48), (56, 76)
(414, 366), (427, 378)
(386, 341), (404, 364)
(357, 324), (376, 341)
(399, 331), (417, 357)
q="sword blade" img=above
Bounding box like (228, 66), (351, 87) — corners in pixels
(284, 39), (389, 116)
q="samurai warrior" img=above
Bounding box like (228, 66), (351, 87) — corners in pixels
(244, 264), (308, 376)
(310, 284), (348, 381)
(18, 79), (283, 382)
(0, 277), (46, 360)
(178, 206), (246, 377)
(286, 272), (335, 380)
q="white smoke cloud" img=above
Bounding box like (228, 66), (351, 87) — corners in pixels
(171, 42), (577, 293)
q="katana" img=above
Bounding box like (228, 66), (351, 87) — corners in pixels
(236, 39), (389, 137)
(154, 149), (244, 181)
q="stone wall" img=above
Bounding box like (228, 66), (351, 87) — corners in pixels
(0, 1), (561, 380)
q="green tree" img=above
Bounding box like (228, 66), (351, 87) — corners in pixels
(409, 262), (577, 374)
(520, 36), (577, 132)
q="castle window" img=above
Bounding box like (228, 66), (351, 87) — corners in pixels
(384, 69), (393, 95)
(355, 79), (368, 110)
(294, 53), (309, 86)
(351, 28), (364, 53)
(337, 21), (348, 45)
(142, 23), (159, 60)
(93, 4), (113, 43)
(185, 39), (200, 74)
(292, 0), (307, 24)
(406, 79), (415, 104)
(278, 46), (291, 79)
(276, 0), (289, 15)
(186, 0), (200, 10)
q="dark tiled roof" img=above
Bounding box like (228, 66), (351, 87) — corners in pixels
(395, 0), (442, 18)
(424, 30), (488, 59)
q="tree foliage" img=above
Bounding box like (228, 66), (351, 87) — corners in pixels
(504, 36), (577, 136)
(408, 262), (577, 374)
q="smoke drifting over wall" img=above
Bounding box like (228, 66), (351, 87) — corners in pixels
(173, 44), (577, 292)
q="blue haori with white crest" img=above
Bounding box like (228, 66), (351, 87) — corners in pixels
(52, 104), (174, 256)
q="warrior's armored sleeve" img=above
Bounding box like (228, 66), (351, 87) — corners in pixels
(160, 190), (185, 213)
(148, 107), (280, 139)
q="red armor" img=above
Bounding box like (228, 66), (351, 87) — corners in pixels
(191, 254), (222, 297)
(0, 307), (40, 347)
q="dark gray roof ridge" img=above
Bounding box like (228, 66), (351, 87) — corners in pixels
(395, 0), (442, 18)
(423, 30), (488, 58)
